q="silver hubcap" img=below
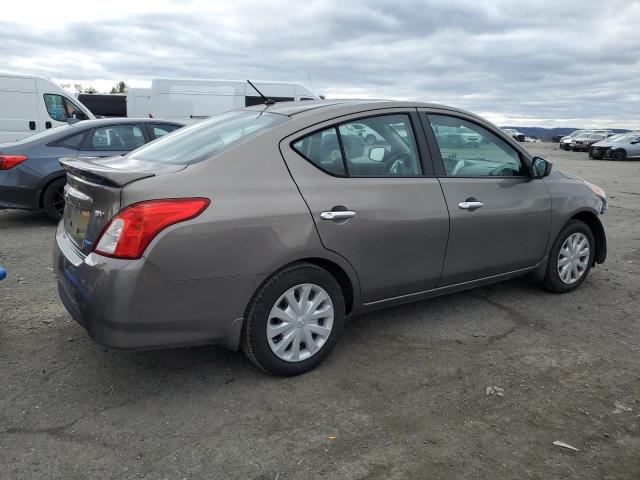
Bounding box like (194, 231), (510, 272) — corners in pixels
(267, 283), (334, 362)
(557, 232), (590, 284)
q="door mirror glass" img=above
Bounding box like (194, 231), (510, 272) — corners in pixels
(531, 157), (552, 178)
(369, 147), (385, 162)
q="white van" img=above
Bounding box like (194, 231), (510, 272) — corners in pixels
(0, 73), (95, 143)
(127, 79), (319, 123)
(126, 87), (152, 119)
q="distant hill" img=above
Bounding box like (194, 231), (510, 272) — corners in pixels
(502, 126), (630, 141)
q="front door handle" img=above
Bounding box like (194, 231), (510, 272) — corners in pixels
(459, 201), (483, 210)
(320, 210), (356, 220)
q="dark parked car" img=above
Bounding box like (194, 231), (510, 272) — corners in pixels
(0, 118), (182, 220)
(501, 128), (525, 142)
(53, 100), (607, 376)
(570, 132), (607, 152)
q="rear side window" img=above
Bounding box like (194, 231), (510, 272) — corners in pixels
(129, 110), (288, 165)
(52, 132), (86, 149)
(89, 124), (145, 151)
(152, 124), (181, 138)
(292, 128), (346, 176)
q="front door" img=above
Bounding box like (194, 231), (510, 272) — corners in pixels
(422, 112), (551, 286)
(281, 110), (450, 303)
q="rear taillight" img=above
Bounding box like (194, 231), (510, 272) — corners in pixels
(94, 198), (210, 259)
(0, 155), (28, 170)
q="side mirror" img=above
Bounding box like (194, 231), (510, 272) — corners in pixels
(630, 140), (639, 144)
(531, 157), (552, 178)
(369, 147), (385, 162)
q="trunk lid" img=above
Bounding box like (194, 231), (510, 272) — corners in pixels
(59, 156), (186, 255)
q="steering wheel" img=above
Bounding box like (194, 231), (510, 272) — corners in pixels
(450, 159), (465, 176)
(386, 152), (412, 175)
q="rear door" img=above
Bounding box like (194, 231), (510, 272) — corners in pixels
(421, 110), (551, 286)
(280, 109), (450, 303)
(78, 123), (148, 158)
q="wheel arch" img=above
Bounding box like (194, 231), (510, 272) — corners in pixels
(570, 211), (607, 265)
(37, 172), (67, 209)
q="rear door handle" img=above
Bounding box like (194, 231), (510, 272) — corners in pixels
(459, 201), (483, 210)
(320, 210), (356, 220)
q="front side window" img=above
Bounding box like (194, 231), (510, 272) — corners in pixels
(292, 114), (422, 177)
(63, 97), (89, 120)
(43, 94), (67, 122)
(428, 114), (526, 177)
(129, 110), (288, 165)
(44, 94), (89, 121)
(89, 124), (145, 151)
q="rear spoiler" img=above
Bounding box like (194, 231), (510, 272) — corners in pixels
(59, 156), (184, 188)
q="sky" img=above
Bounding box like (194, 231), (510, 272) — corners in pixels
(1, 0), (639, 128)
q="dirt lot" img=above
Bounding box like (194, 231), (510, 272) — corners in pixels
(1, 142), (639, 479)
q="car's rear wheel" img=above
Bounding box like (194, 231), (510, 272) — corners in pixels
(243, 263), (345, 376)
(43, 178), (67, 222)
(542, 220), (595, 293)
(612, 149), (627, 160)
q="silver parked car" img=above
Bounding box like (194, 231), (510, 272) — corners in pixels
(589, 131), (640, 160)
(559, 129), (614, 151)
(54, 100), (608, 376)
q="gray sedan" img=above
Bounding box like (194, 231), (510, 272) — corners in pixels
(0, 118), (182, 221)
(53, 100), (608, 376)
(590, 132), (640, 160)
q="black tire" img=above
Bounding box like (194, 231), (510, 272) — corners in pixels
(542, 220), (595, 293)
(42, 178), (67, 222)
(242, 263), (345, 376)
(612, 149), (627, 160)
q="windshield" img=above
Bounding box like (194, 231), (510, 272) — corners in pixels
(608, 133), (638, 142)
(128, 110), (288, 165)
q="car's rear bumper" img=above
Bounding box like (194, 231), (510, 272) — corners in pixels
(53, 223), (263, 350)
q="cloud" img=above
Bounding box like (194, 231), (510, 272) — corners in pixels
(1, 0), (638, 127)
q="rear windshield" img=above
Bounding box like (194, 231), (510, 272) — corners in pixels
(128, 110), (288, 165)
(11, 125), (74, 144)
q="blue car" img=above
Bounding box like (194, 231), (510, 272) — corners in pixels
(0, 118), (183, 221)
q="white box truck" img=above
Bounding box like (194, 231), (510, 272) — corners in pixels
(0, 73), (95, 143)
(127, 79), (319, 123)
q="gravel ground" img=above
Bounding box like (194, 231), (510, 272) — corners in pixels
(1, 142), (639, 479)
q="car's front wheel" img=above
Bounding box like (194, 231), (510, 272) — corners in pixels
(612, 149), (627, 160)
(542, 220), (595, 293)
(243, 263), (345, 376)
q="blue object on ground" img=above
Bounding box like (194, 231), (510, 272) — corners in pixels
(0, 266), (6, 281)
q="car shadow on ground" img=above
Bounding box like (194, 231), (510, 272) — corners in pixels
(68, 276), (545, 388)
(0, 209), (55, 228)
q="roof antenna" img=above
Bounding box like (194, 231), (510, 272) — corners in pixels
(247, 80), (275, 106)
